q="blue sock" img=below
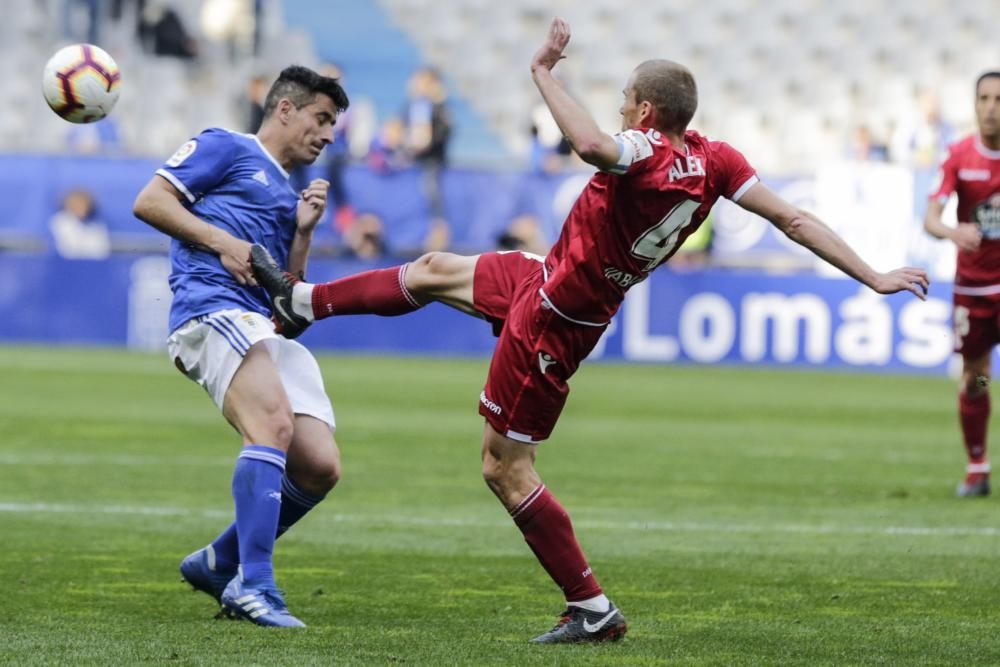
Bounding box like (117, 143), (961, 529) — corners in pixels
(232, 444), (286, 584)
(208, 475), (327, 571)
(277, 475), (326, 537)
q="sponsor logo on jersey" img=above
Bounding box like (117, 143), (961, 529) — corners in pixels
(973, 194), (1000, 239)
(959, 168), (991, 181)
(479, 391), (502, 415)
(166, 140), (197, 167)
(603, 266), (643, 288)
(252, 170), (270, 186)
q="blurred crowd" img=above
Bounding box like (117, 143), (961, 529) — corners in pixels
(38, 1), (962, 267)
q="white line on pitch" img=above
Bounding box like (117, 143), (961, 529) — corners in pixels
(1, 501), (998, 538)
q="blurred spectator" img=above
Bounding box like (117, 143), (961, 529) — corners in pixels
(49, 190), (111, 259)
(890, 89), (956, 168)
(367, 117), (409, 174)
(344, 212), (386, 260)
(529, 77), (573, 174)
(64, 0), (101, 44)
(66, 117), (122, 155)
(139, 1), (198, 59)
(848, 125), (889, 162)
(497, 215), (548, 256)
(403, 67), (452, 252)
(319, 63), (356, 234)
(892, 88), (957, 221)
(244, 74), (268, 133)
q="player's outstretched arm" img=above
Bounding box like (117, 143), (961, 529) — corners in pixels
(924, 198), (982, 252)
(737, 182), (929, 299)
(530, 17), (619, 171)
(133, 175), (255, 285)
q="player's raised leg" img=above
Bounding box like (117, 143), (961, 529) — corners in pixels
(249, 244), (480, 335)
(480, 425), (627, 643)
(956, 350), (992, 497)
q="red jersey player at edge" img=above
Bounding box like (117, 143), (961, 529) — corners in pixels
(250, 18), (931, 643)
(925, 71), (1000, 498)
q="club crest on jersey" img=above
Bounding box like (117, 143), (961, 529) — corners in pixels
(974, 194), (1000, 239)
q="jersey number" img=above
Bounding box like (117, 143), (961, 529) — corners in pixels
(630, 199), (700, 271)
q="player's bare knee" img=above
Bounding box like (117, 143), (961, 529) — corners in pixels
(315, 454), (342, 492)
(963, 373), (991, 396)
(297, 460), (340, 495)
(407, 252), (460, 293)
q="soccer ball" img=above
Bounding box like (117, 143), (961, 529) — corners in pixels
(42, 44), (121, 123)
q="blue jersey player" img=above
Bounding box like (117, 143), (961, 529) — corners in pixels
(133, 66), (349, 627)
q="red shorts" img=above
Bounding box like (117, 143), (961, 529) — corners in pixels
(473, 251), (607, 443)
(954, 290), (1000, 358)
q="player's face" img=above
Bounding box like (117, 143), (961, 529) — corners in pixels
(287, 93), (339, 165)
(620, 85), (641, 131)
(619, 73), (650, 131)
(975, 76), (1000, 140)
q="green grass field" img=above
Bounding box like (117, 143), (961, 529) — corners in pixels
(3, 345), (999, 665)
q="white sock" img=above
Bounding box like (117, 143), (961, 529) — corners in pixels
(568, 594), (610, 613)
(291, 283), (315, 321)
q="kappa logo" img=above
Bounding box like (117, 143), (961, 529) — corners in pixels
(252, 170), (270, 186)
(267, 491), (282, 502)
(538, 352), (557, 374)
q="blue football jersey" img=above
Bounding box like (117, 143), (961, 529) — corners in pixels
(155, 128), (300, 332)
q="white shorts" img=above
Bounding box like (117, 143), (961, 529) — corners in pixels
(166, 309), (335, 429)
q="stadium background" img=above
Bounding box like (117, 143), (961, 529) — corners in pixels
(0, 0), (997, 369)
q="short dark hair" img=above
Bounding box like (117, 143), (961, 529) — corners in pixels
(632, 60), (698, 134)
(263, 65), (349, 118)
(976, 70), (1000, 95)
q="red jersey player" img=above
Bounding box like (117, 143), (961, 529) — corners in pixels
(925, 71), (1000, 497)
(251, 18), (929, 643)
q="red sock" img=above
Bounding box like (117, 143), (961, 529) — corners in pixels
(959, 391), (990, 464)
(510, 485), (602, 602)
(311, 264), (421, 319)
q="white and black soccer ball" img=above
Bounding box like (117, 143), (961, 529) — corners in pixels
(42, 44), (121, 124)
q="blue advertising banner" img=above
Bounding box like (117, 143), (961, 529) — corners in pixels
(0, 254), (966, 375)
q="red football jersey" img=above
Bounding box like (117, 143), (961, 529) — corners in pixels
(930, 134), (1000, 289)
(540, 128), (757, 324)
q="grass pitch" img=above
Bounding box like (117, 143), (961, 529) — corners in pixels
(2, 345), (999, 665)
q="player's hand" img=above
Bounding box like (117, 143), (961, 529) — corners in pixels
(530, 17), (571, 73)
(296, 178), (330, 233)
(218, 236), (255, 286)
(871, 267), (930, 300)
(952, 223), (982, 253)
